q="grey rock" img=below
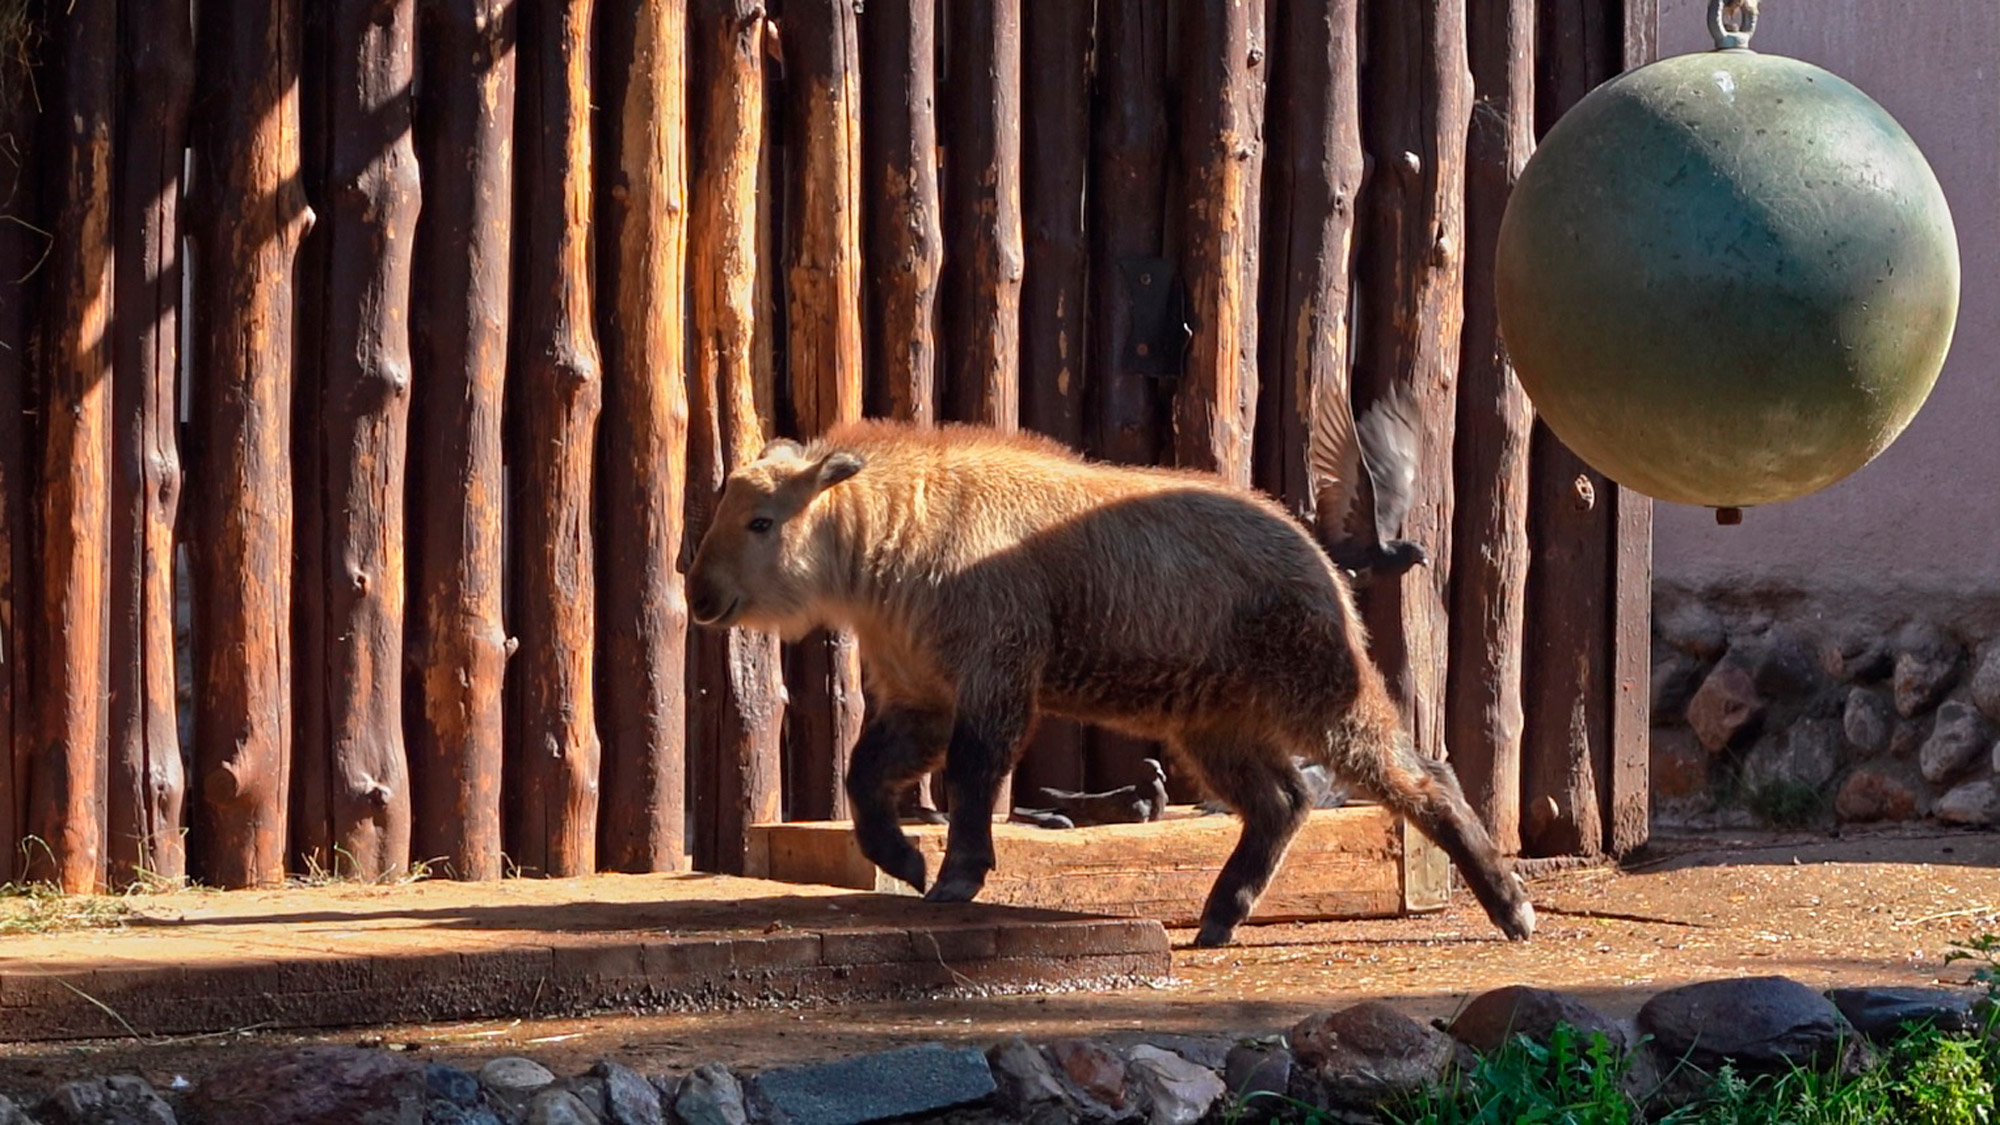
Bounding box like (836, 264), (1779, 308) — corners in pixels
(1289, 1002), (1459, 1115)
(1651, 654), (1705, 726)
(1098, 1033), (1233, 1074)
(44, 1076), (175, 1125)
(1222, 1042), (1292, 1117)
(1686, 660), (1765, 752)
(1827, 987), (1981, 1042)
(986, 1038), (1071, 1125)
(188, 1046), (428, 1125)
(524, 1090), (599, 1125)
(1741, 628), (1821, 700)
(1972, 643), (2000, 725)
(1894, 625), (1964, 717)
(1825, 628), (1894, 684)
(1656, 601), (1726, 660)
(0, 1095), (38, 1125)
(1125, 1046), (1225, 1125)
(589, 1062), (662, 1125)
(1636, 977), (1872, 1081)
(1936, 779), (2000, 827)
(425, 1065), (481, 1108)
(425, 1106), (505, 1125)
(1891, 716), (1931, 760)
(480, 1058), (556, 1119)
(556, 1079), (606, 1123)
(672, 1065), (748, 1125)
(1742, 718), (1843, 795)
(1919, 702), (1993, 783)
(1444, 985), (1625, 1055)
(1843, 688), (1894, 754)
(1835, 763), (1927, 823)
(749, 1043), (996, 1125)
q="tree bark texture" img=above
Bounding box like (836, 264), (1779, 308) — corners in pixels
(0, 8), (41, 884)
(303, 0), (419, 881)
(940, 0), (1022, 431)
(1085, 0), (1169, 469)
(409, 0), (515, 881)
(507, 0), (603, 878)
(782, 0), (866, 824)
(28, 0), (116, 893)
(1444, 0), (1534, 855)
(1254, 0), (1362, 522)
(595, 0), (690, 872)
(1353, 0), (1471, 767)
(109, 0), (192, 888)
(688, 0), (783, 873)
(188, 0), (312, 888)
(1172, 0), (1266, 489)
(1010, 0), (1095, 800)
(860, 0), (940, 425)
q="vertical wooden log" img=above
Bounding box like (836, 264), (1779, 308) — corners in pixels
(861, 0), (941, 425)
(940, 0), (1022, 431)
(1173, 0), (1266, 489)
(1011, 0), (1095, 800)
(1444, 0), (1534, 854)
(409, 0), (516, 881)
(688, 0), (783, 874)
(306, 0), (419, 880)
(1081, 0), (1171, 794)
(109, 0), (192, 888)
(28, 0), (116, 893)
(1605, 0), (1656, 858)
(1353, 0), (1472, 767)
(0, 7), (42, 884)
(595, 0), (690, 872)
(189, 0), (312, 888)
(1253, 0), (1362, 519)
(508, 0), (604, 878)
(782, 0), (867, 824)
(1086, 0), (1168, 469)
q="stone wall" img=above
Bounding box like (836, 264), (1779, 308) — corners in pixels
(1650, 589), (2000, 833)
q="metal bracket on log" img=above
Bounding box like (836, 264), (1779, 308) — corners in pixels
(1119, 257), (1192, 378)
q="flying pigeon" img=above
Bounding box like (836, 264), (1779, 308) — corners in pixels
(1307, 371), (1431, 585)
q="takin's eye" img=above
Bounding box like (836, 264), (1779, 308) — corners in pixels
(747, 516), (774, 534)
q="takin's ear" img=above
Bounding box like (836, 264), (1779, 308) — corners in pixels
(813, 451), (865, 490)
(758, 437), (807, 463)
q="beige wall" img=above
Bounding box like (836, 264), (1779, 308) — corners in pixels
(1647, 0), (2000, 625)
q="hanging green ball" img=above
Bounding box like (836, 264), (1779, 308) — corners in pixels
(1494, 18), (1960, 512)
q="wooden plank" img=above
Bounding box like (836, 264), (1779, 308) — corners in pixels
(408, 0), (516, 881)
(1605, 0), (1658, 858)
(107, 0), (192, 888)
(188, 0), (311, 888)
(1011, 0), (1095, 802)
(688, 0), (784, 874)
(1253, 0), (1363, 524)
(939, 0), (1023, 431)
(1172, 0), (1267, 489)
(594, 0), (691, 874)
(781, 0), (868, 825)
(749, 806), (1413, 928)
(28, 0), (115, 893)
(0, 7), (40, 885)
(1444, 0), (1535, 855)
(1352, 0), (1472, 768)
(508, 0), (604, 878)
(1400, 817), (1451, 913)
(306, 0), (420, 881)
(860, 0), (941, 425)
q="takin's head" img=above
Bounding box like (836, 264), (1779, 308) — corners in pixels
(687, 437), (866, 638)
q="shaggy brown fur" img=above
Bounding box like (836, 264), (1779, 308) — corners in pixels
(688, 419), (1535, 947)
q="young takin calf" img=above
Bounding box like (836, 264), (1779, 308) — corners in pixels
(686, 420), (1535, 948)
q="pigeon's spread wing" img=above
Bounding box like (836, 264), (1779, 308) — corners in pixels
(1357, 385), (1423, 546)
(1306, 362), (1365, 546)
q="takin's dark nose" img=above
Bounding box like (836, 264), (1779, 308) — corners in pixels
(688, 580), (730, 627)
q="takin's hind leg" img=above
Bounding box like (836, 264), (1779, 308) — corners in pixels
(1172, 735), (1315, 949)
(845, 706), (952, 894)
(1314, 691), (1536, 941)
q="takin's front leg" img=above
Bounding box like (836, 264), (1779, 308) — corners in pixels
(844, 706), (952, 894)
(926, 680), (1036, 904)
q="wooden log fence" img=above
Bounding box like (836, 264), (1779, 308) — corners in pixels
(0, 0), (1656, 890)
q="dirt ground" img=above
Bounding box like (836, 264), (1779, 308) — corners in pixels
(4, 825), (1998, 1097)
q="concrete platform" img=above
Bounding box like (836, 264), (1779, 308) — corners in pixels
(0, 872), (1171, 1043)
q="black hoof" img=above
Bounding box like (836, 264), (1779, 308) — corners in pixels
(923, 873), (985, 904)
